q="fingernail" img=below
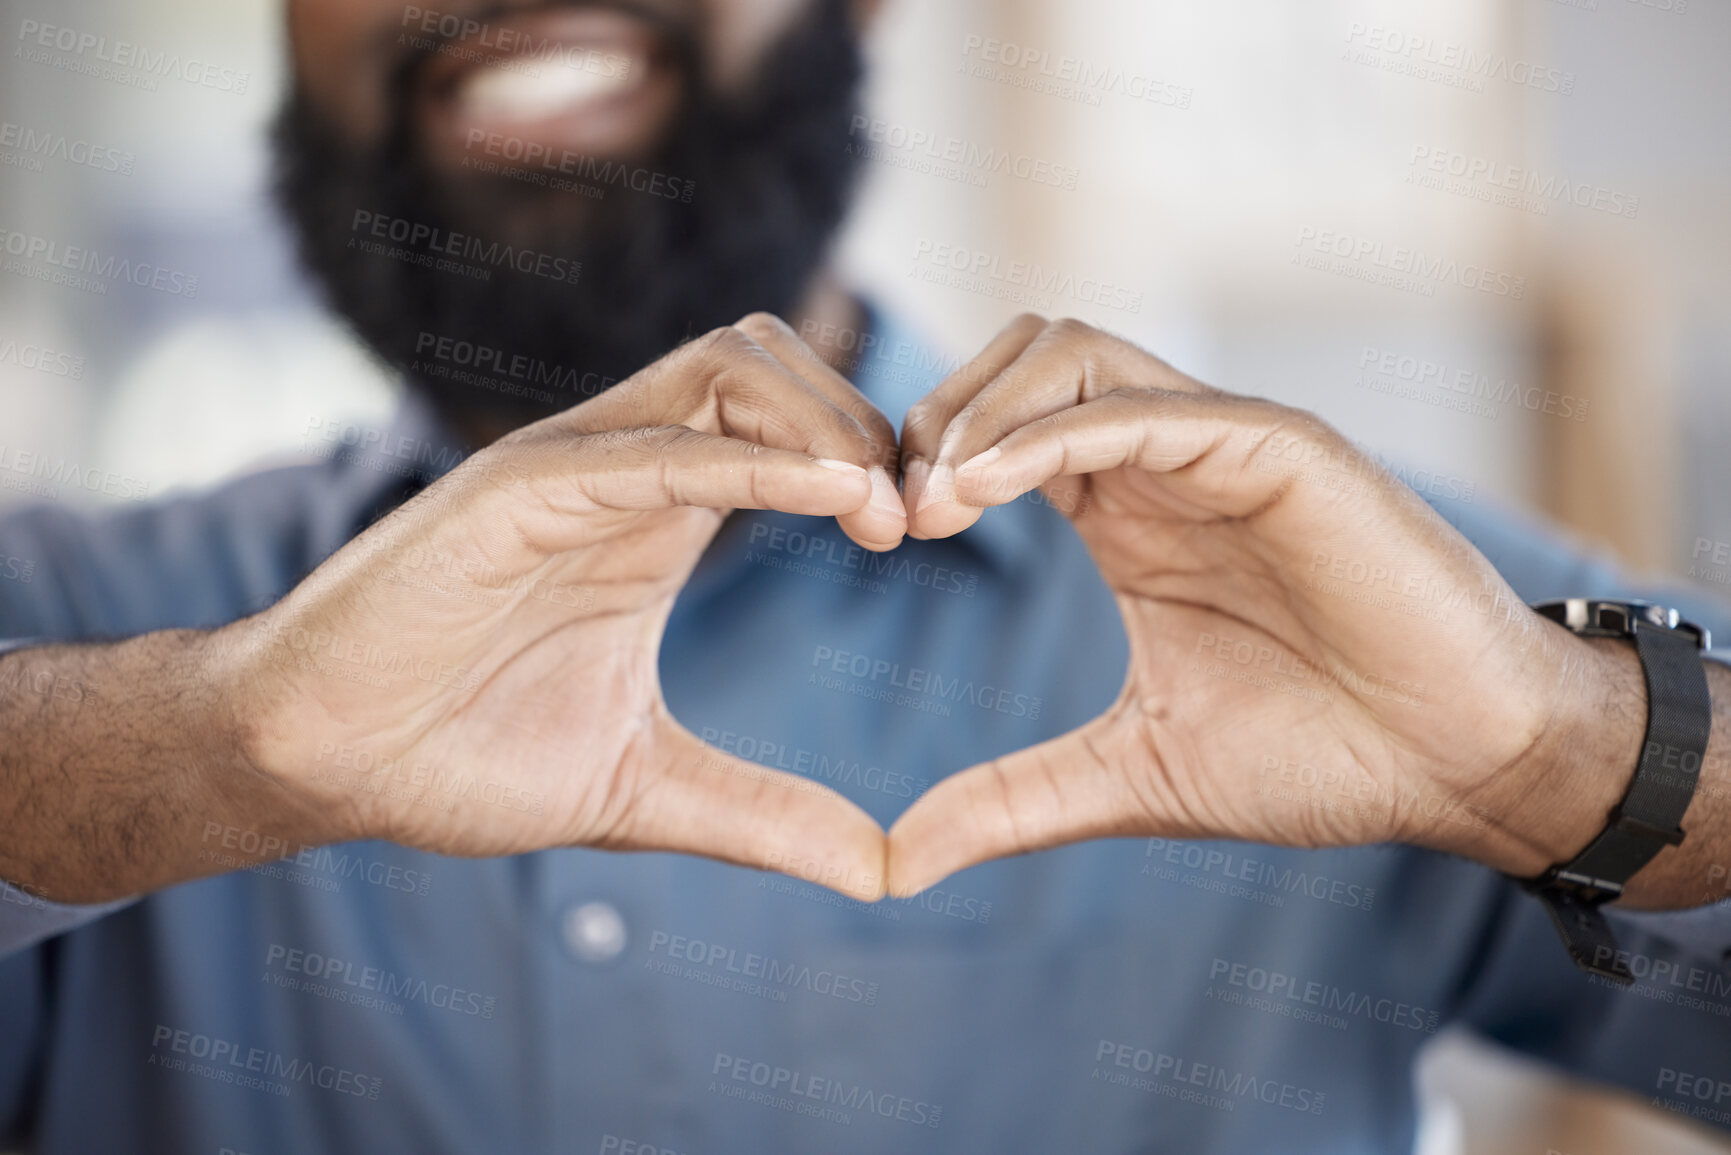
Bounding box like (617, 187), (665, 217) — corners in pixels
(901, 458), (930, 503)
(912, 463), (955, 518)
(956, 445), (1002, 475)
(867, 466), (905, 525)
(813, 458), (867, 477)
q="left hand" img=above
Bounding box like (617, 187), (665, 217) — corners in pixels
(887, 316), (1633, 897)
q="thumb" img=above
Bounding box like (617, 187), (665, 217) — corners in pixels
(886, 719), (1150, 897)
(625, 715), (888, 901)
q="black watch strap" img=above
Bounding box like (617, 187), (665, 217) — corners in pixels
(1521, 614), (1712, 983)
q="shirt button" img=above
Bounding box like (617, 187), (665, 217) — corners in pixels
(561, 901), (627, 963)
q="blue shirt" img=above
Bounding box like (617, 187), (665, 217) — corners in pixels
(2, 309), (1730, 1154)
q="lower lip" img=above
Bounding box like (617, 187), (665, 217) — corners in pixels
(416, 8), (679, 169)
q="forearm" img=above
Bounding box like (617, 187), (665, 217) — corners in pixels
(0, 629), (346, 904)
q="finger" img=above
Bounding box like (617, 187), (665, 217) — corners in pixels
(732, 312), (905, 550)
(885, 721), (1147, 898)
(497, 426), (873, 554)
(950, 388), (1319, 523)
(911, 319), (1199, 539)
(564, 325), (894, 550)
(899, 313), (1048, 538)
(620, 716), (887, 901)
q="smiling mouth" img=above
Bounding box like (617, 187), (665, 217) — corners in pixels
(415, 6), (681, 171)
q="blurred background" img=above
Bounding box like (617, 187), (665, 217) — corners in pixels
(2, 0), (1728, 1150)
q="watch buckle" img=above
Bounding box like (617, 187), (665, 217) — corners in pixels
(1530, 866), (1623, 906)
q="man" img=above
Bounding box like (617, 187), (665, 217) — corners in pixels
(2, 0), (1729, 1151)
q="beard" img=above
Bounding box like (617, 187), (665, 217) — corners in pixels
(272, 0), (865, 431)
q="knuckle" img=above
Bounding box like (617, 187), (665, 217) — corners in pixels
(696, 324), (757, 360)
(599, 424), (689, 456)
(732, 311), (789, 340)
(1266, 399), (1332, 436)
(852, 408), (898, 448)
(1047, 316), (1098, 342)
(903, 398), (939, 431)
(1007, 311), (1049, 334)
(952, 398), (991, 432)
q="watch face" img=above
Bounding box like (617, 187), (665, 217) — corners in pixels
(1532, 599), (1708, 649)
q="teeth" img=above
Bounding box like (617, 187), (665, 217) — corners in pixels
(458, 57), (639, 122)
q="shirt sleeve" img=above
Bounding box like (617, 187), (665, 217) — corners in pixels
(0, 888), (135, 960)
(1610, 901), (1731, 969)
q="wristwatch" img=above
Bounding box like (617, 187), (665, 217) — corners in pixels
(1519, 599), (1713, 984)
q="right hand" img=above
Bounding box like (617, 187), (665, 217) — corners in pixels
(217, 314), (904, 899)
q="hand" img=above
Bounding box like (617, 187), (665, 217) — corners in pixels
(887, 315), (1635, 897)
(223, 314), (905, 900)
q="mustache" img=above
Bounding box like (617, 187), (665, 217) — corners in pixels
(383, 0), (700, 101)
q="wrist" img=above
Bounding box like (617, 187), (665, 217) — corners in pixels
(202, 619), (367, 851)
(1416, 631), (1646, 877)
